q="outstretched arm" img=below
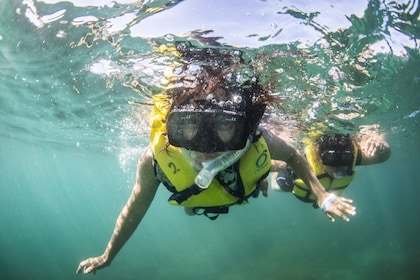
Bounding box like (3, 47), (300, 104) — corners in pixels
(76, 146), (159, 274)
(262, 129), (356, 222)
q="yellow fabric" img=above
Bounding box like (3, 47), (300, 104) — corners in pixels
(292, 141), (358, 202)
(150, 94), (171, 141)
(152, 131), (271, 208)
(149, 76), (271, 208)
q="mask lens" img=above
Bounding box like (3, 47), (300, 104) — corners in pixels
(321, 150), (336, 165)
(166, 111), (199, 147)
(320, 150), (353, 166)
(167, 109), (247, 152)
(214, 113), (242, 144)
(339, 151), (353, 163)
(180, 115), (200, 140)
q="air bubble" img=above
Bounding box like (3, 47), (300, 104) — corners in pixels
(164, 34), (174, 42)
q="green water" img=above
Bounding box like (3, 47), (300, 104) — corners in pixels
(1, 0), (419, 279)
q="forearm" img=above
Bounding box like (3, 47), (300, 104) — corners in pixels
(263, 129), (328, 202)
(287, 152), (328, 203)
(103, 188), (150, 263)
(76, 149), (159, 275)
(263, 130), (355, 221)
(103, 149), (158, 264)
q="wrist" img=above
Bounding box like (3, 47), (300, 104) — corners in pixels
(103, 246), (113, 266)
(321, 193), (337, 212)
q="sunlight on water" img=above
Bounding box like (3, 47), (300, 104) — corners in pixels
(0, 0), (419, 279)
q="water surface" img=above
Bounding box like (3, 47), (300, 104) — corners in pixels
(1, 0), (419, 279)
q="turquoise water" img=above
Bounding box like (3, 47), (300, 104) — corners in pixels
(1, 0), (419, 279)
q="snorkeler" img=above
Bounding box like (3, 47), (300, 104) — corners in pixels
(76, 45), (356, 275)
(270, 131), (391, 208)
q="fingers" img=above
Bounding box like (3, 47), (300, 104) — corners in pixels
(76, 258), (97, 274)
(76, 259), (89, 274)
(336, 198), (357, 220)
(362, 138), (384, 156)
(322, 194), (356, 222)
(326, 212), (335, 222)
(324, 209), (350, 222)
(336, 197), (356, 214)
(338, 212), (350, 222)
(76, 259), (87, 274)
(338, 197), (353, 204)
(362, 139), (374, 156)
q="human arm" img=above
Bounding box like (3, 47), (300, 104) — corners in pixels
(76, 146), (159, 274)
(261, 129), (356, 222)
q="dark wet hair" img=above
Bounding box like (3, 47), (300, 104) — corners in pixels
(165, 43), (277, 136)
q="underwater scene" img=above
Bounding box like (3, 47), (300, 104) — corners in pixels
(0, 0), (419, 279)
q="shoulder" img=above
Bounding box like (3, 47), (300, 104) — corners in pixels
(259, 127), (296, 161)
(132, 145), (160, 193)
(137, 146), (155, 175)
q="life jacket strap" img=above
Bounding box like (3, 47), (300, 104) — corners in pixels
(193, 206), (229, 220)
(168, 184), (204, 205)
(195, 185), (261, 220)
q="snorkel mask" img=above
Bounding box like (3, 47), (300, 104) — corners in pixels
(318, 134), (355, 176)
(163, 45), (268, 187)
(166, 88), (258, 153)
(167, 107), (248, 153)
(166, 103), (254, 189)
(166, 92), (260, 188)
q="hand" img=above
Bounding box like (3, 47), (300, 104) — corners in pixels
(76, 255), (109, 275)
(320, 193), (356, 222)
(260, 178), (269, 197)
(361, 137), (386, 157)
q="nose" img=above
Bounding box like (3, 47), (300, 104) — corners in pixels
(191, 151), (222, 162)
(193, 152), (213, 161)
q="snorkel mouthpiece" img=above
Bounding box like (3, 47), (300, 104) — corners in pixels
(194, 136), (252, 189)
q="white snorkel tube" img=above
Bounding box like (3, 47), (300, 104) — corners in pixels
(194, 136), (253, 189)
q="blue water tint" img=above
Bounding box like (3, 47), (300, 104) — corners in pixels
(1, 0), (419, 279)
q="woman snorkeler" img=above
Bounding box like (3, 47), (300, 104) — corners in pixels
(76, 45), (355, 275)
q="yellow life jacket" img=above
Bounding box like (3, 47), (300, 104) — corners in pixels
(152, 130), (271, 209)
(149, 94), (271, 211)
(292, 142), (358, 203)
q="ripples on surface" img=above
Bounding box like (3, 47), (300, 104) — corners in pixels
(0, 1), (419, 279)
(0, 0), (419, 153)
